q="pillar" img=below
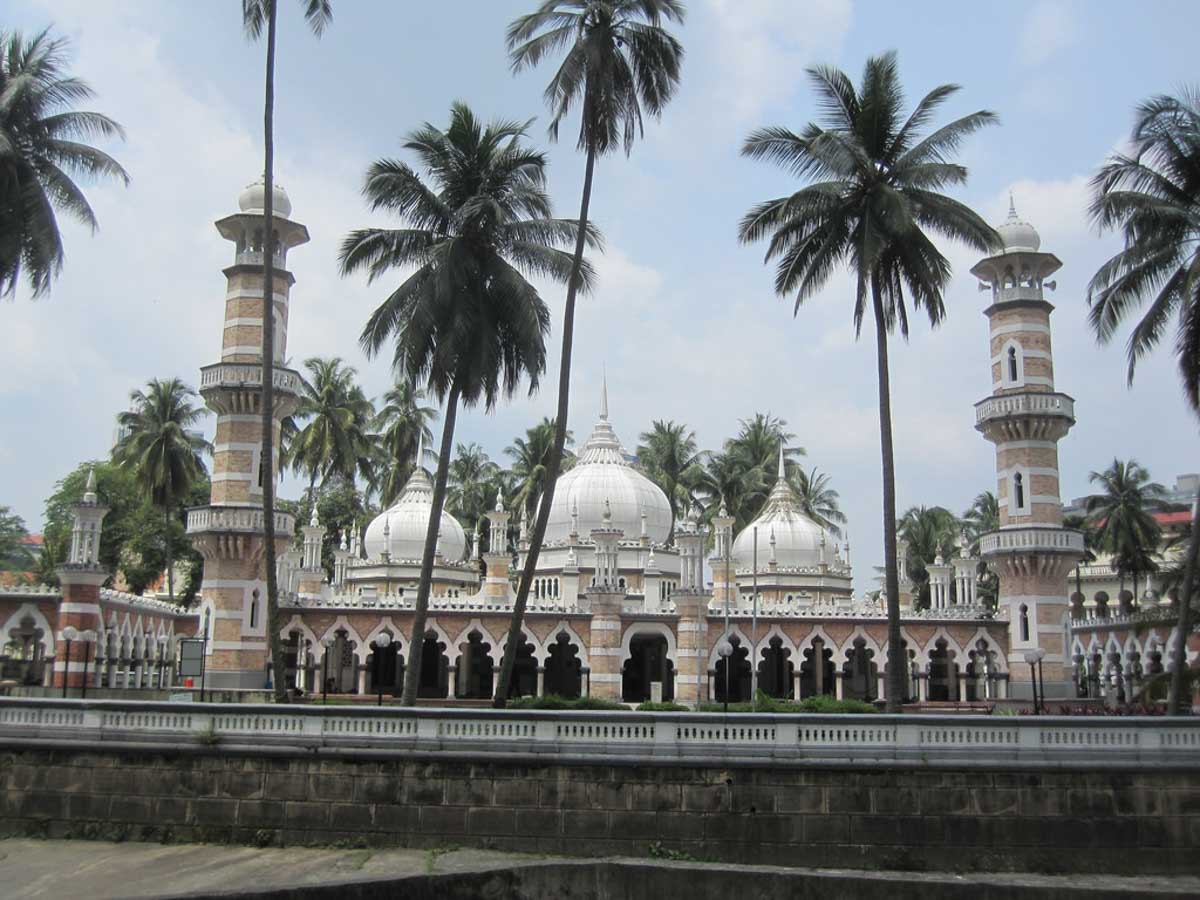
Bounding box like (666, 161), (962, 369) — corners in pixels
(54, 468), (107, 690)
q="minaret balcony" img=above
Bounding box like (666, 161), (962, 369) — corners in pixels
(199, 362), (301, 416)
(187, 505), (295, 536)
(974, 391), (1074, 442)
(978, 526), (1085, 560)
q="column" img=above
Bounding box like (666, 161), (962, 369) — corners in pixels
(793, 670), (804, 700)
(536, 667), (545, 697)
(356, 663), (367, 695)
(834, 670), (845, 700)
(448, 666), (458, 699)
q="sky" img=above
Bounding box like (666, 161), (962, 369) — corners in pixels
(3, 0), (1198, 588)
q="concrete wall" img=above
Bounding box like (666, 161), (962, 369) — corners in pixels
(2, 746), (1197, 875)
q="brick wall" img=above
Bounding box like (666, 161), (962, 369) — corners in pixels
(2, 747), (1197, 874)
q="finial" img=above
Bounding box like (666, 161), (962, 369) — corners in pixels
(494, 491), (504, 513)
(600, 366), (609, 421)
(647, 547), (656, 568)
(640, 505), (647, 536)
(382, 516), (390, 537)
(603, 498), (612, 524)
(415, 432), (424, 470)
(310, 507), (320, 528)
(777, 444), (786, 481)
(718, 501), (728, 519)
(339, 529), (348, 551)
(83, 466), (97, 503)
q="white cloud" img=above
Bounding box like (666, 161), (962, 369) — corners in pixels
(1019, 1), (1081, 67)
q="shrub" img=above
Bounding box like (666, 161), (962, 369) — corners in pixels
(636, 701), (689, 712)
(699, 690), (877, 714)
(505, 694), (626, 711)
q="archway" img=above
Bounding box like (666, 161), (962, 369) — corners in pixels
(841, 637), (877, 701)
(757, 636), (794, 699)
(927, 639), (959, 701)
(544, 632), (582, 699)
(965, 639), (999, 701)
(369, 635), (404, 696)
(621, 633), (674, 702)
(714, 635), (752, 703)
(800, 637), (835, 697)
(504, 635), (538, 699)
(326, 629), (359, 693)
(418, 631), (449, 698)
(457, 630), (494, 699)
(1, 615), (46, 686)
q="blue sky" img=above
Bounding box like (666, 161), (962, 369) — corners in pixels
(3, 0), (1198, 586)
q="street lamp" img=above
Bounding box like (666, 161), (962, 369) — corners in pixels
(375, 632), (392, 707)
(79, 629), (96, 699)
(60, 626), (78, 698)
(1023, 648), (1046, 714)
(321, 636), (335, 705)
(717, 638), (733, 714)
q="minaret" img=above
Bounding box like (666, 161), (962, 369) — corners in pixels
(187, 180), (307, 690)
(54, 468), (108, 690)
(971, 198), (1084, 700)
(483, 492), (511, 602)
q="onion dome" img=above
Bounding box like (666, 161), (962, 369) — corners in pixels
(543, 380), (673, 543)
(732, 449), (836, 569)
(363, 464), (467, 562)
(238, 178), (292, 219)
(996, 194), (1040, 253)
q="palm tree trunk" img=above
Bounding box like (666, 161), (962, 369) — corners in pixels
(400, 379), (462, 707)
(164, 506), (175, 602)
(260, 4), (287, 704)
(494, 144), (598, 708)
(872, 283), (904, 713)
(1167, 497), (1199, 714)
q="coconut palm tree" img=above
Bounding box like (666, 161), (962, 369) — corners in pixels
(0, 28), (129, 297)
(112, 378), (211, 601)
(496, 0), (685, 707)
(506, 418), (574, 527)
(738, 52), (999, 710)
(241, 0), (333, 702)
(789, 466), (846, 537)
(637, 420), (703, 542)
(898, 504), (962, 608)
(340, 103), (589, 706)
(285, 357), (374, 506)
(370, 378), (437, 507)
(727, 413), (803, 523)
(1085, 459), (1168, 598)
(447, 442), (501, 547)
(1088, 89), (1200, 714)
(961, 491), (999, 554)
(696, 449), (765, 534)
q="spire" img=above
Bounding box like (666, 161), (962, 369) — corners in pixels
(309, 507), (320, 528)
(1007, 191), (1017, 221)
(83, 466), (97, 503)
(600, 367), (609, 421)
(415, 432), (424, 471)
(777, 443), (786, 481)
(494, 491), (504, 513)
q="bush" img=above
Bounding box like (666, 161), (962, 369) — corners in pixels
(505, 694), (626, 711)
(636, 701), (689, 712)
(699, 690), (877, 714)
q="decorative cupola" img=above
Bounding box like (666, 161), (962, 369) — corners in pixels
(301, 507), (325, 571)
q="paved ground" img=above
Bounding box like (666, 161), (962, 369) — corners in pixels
(2, 839), (1199, 899)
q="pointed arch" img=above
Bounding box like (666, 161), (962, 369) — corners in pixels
(918, 627), (965, 667)
(756, 623), (799, 663)
(451, 618), (501, 665)
(0, 602), (55, 656)
(620, 621), (677, 663)
(279, 614), (319, 646)
(706, 623), (754, 669)
(364, 616), (405, 652)
(542, 620), (590, 669)
(966, 627), (1008, 673)
(317, 615), (364, 650)
(420, 620), (457, 665)
(797, 624), (840, 659)
(839, 626), (883, 661)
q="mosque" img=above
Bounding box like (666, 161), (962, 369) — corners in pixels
(1, 182), (1195, 708)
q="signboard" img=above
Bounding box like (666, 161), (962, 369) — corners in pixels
(168, 692), (194, 703)
(179, 639), (205, 678)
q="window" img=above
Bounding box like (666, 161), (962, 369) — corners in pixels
(1019, 604), (1030, 642)
(1008, 347), (1018, 382)
(1001, 340), (1024, 387)
(250, 589), (260, 629)
(1013, 472), (1026, 511)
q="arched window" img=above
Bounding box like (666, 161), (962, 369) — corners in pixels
(1013, 472), (1026, 511)
(1007, 347), (1018, 382)
(1019, 604), (1030, 642)
(249, 589), (260, 629)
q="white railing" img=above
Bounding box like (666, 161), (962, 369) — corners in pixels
(199, 363), (300, 394)
(2, 698), (1197, 769)
(975, 392), (1074, 425)
(979, 527), (1085, 556)
(187, 506), (295, 535)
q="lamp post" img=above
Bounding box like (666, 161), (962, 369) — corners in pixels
(60, 626), (77, 698)
(717, 638), (733, 714)
(321, 636), (334, 705)
(1024, 648), (1046, 714)
(79, 629), (96, 699)
(375, 632), (392, 707)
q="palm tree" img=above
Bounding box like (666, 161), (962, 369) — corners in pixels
(285, 357), (374, 506)
(1088, 89), (1200, 714)
(898, 505), (961, 608)
(497, 0), (686, 707)
(727, 413), (803, 523)
(340, 103), (586, 706)
(789, 466), (846, 537)
(1085, 459), (1168, 599)
(241, 0), (333, 702)
(0, 29), (129, 297)
(447, 442), (501, 547)
(696, 449), (765, 534)
(738, 52), (999, 710)
(112, 378), (211, 601)
(637, 420), (703, 542)
(961, 491), (999, 554)
(370, 378), (437, 507)
(506, 417), (574, 527)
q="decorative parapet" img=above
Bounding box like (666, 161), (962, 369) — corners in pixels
(99, 588), (196, 617)
(187, 506), (295, 536)
(0, 584), (61, 598)
(4, 698), (1199, 770)
(979, 526), (1084, 558)
(705, 600), (993, 622)
(975, 392), (1074, 427)
(198, 362), (301, 395)
(286, 592), (590, 616)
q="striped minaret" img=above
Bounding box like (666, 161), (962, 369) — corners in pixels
(187, 180), (307, 690)
(972, 198), (1084, 700)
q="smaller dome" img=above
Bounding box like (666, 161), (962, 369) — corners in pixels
(238, 178), (292, 218)
(997, 195), (1039, 253)
(363, 466), (467, 563)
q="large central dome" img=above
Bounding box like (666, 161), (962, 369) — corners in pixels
(732, 452), (835, 569)
(363, 464), (467, 562)
(543, 386), (672, 544)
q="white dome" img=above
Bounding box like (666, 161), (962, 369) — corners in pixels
(997, 197), (1039, 253)
(543, 390), (673, 544)
(238, 178), (292, 218)
(732, 458), (835, 569)
(363, 467), (467, 562)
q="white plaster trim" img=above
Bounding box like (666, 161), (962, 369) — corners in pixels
(590, 673), (621, 683)
(212, 442), (261, 454)
(211, 472), (253, 483)
(996, 440), (1059, 451)
(59, 602), (101, 614)
(201, 580), (256, 590)
(209, 640), (267, 650)
(221, 345), (266, 358)
(224, 287), (289, 302)
(990, 323), (1051, 337)
(223, 318), (265, 328)
(997, 466), (1061, 479)
(220, 415), (266, 424)
(992, 349), (1051, 365)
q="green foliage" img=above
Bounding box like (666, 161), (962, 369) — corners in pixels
(280, 477), (368, 580)
(647, 841), (698, 861)
(369, 378), (436, 507)
(899, 504), (963, 607)
(285, 357), (375, 497)
(505, 694), (625, 710)
(0, 28), (128, 297)
(1086, 458), (1169, 581)
(448, 442), (504, 545)
(637, 420), (703, 540)
(506, 417), (574, 528)
(699, 690), (877, 714)
(635, 701), (689, 712)
(0, 506), (33, 571)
